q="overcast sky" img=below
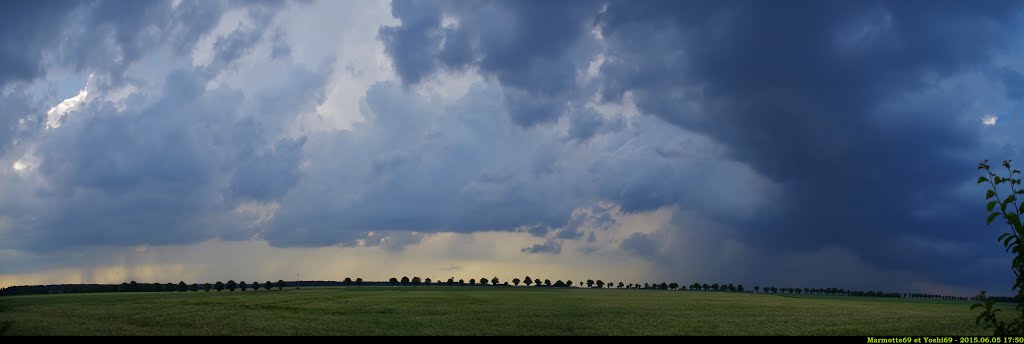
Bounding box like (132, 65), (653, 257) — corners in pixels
(1, 0), (1022, 296)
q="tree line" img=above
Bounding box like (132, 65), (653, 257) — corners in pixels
(0, 277), (980, 301)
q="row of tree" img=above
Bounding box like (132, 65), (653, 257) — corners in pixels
(115, 280), (287, 292)
(0, 278), (979, 301)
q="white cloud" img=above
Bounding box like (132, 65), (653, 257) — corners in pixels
(45, 74), (93, 130)
(983, 114), (998, 126)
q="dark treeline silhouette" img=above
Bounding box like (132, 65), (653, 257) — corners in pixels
(0, 277), (992, 302)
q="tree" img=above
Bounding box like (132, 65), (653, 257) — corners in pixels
(343, 277), (353, 286)
(277, 280), (285, 290)
(702, 283), (709, 291)
(401, 276), (410, 286)
(554, 280), (566, 287)
(491, 277), (500, 286)
(413, 277), (422, 286)
(587, 279), (595, 288)
(389, 277), (399, 287)
(579, 281), (584, 288)
(130, 281), (139, 291)
(425, 278), (432, 285)
(669, 283), (679, 290)
(479, 277), (488, 286)
(618, 282), (625, 289)
(356, 278), (363, 286)
(264, 281), (272, 290)
(513, 278), (521, 286)
(729, 284), (736, 292)
(252, 281), (261, 291)
(448, 278), (456, 287)
(204, 283), (211, 292)
(191, 283), (199, 292)
(458, 279), (465, 286)
(524, 276), (533, 287)
(215, 281), (225, 292)
(975, 160), (1024, 335)
(566, 280), (572, 288)
(240, 281), (247, 292)
(469, 279), (476, 286)
(737, 285), (745, 292)
(227, 280), (237, 292)
(596, 280), (604, 288)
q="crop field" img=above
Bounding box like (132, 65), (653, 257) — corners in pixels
(0, 287), (1008, 336)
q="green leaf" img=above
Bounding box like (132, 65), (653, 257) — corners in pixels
(980, 176), (991, 184)
(989, 189), (997, 199)
(989, 212), (1001, 225)
(989, 201), (998, 212)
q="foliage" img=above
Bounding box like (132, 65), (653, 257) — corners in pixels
(974, 160), (1024, 335)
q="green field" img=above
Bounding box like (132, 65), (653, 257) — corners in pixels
(0, 287), (1010, 335)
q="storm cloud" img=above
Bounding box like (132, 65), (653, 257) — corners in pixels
(1, 0), (1022, 293)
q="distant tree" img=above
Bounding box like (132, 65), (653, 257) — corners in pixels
(669, 283), (679, 290)
(619, 282), (625, 289)
(579, 281), (584, 288)
(204, 283), (211, 292)
(566, 280), (573, 288)
(803, 288), (809, 294)
(264, 281), (272, 290)
(596, 280), (604, 288)
(513, 278), (521, 286)
(343, 277), (352, 286)
(702, 283), (709, 291)
(190, 283), (198, 292)
(413, 277), (422, 286)
(389, 277), (399, 286)
(491, 277), (500, 286)
(711, 283), (720, 291)
(479, 277), (488, 286)
(554, 280), (566, 288)
(447, 278), (456, 287)
(401, 276), (410, 286)
(129, 281), (139, 291)
(277, 280), (285, 290)
(469, 279), (476, 286)
(425, 278), (432, 285)
(215, 281), (225, 292)
(587, 279), (595, 288)
(227, 280), (237, 292)
(659, 282), (668, 290)
(541, 279), (548, 287)
(524, 276), (533, 287)
(356, 278), (363, 286)
(728, 284), (736, 292)
(164, 283), (175, 292)
(458, 279), (465, 286)
(795, 288), (802, 294)
(240, 281), (248, 291)
(252, 281), (261, 291)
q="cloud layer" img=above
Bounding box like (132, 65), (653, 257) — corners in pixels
(0, 0), (1022, 294)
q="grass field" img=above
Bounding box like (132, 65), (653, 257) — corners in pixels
(0, 287), (1010, 335)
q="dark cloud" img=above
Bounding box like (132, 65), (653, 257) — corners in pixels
(619, 232), (658, 259)
(380, 0), (1024, 291)
(522, 239), (562, 254)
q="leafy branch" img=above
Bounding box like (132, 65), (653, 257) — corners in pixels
(975, 160), (1024, 335)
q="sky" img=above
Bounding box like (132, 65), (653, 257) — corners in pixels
(1, 0), (1022, 296)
